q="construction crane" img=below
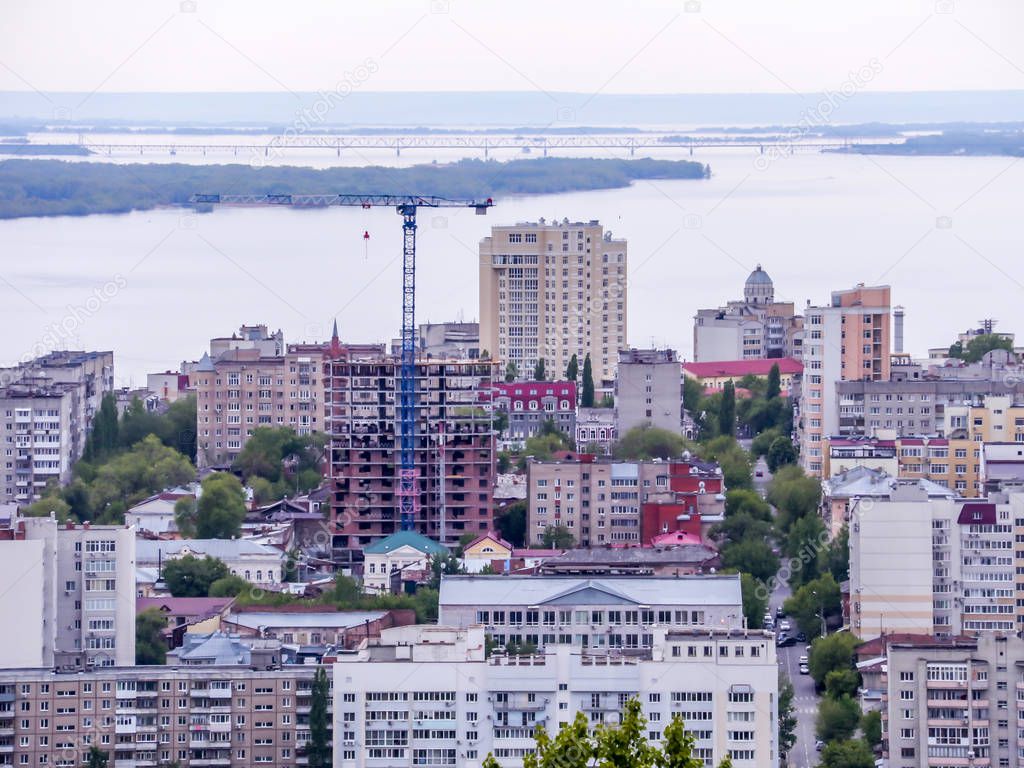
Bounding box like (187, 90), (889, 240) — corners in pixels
(190, 193), (494, 530)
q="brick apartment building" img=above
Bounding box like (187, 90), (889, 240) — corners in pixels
(325, 349), (498, 562)
(525, 456), (724, 547)
(0, 664), (328, 767)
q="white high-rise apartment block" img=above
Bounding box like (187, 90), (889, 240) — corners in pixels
(0, 516), (135, 669)
(333, 624), (779, 768)
(479, 219), (627, 384)
(848, 484), (1018, 640)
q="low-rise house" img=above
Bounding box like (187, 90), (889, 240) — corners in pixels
(223, 606), (416, 649)
(575, 407), (617, 454)
(125, 486), (196, 534)
(136, 596), (236, 648)
(491, 380), (577, 449)
(166, 631), (283, 668)
(360, 530), (448, 594)
(461, 530), (513, 572)
(136, 537), (286, 585)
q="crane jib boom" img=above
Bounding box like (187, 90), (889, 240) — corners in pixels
(191, 191), (493, 535)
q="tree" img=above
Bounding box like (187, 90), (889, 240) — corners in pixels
(306, 667), (332, 768)
(826, 524), (850, 582)
(718, 380), (736, 437)
(594, 698), (659, 768)
(162, 555), (230, 597)
(598, 393), (615, 408)
(739, 572), (767, 629)
(808, 631), (860, 692)
(495, 500), (526, 547)
(84, 393), (120, 462)
(724, 489), (771, 521)
(581, 353), (595, 407)
(193, 472), (247, 539)
(720, 538), (779, 584)
(23, 493), (72, 522)
(427, 551), (465, 590)
(613, 424), (690, 460)
(768, 465), (821, 531)
(698, 435), (753, 490)
(766, 362), (781, 399)
(819, 739), (875, 768)
(860, 709), (882, 748)
(949, 333), (1014, 363)
(784, 514), (828, 588)
(785, 574), (842, 640)
(682, 376), (704, 416)
(87, 747), (109, 768)
(505, 361), (518, 382)
(766, 436), (797, 472)
(523, 711), (593, 768)
(750, 427), (782, 458)
(566, 353), (579, 382)
(208, 574), (251, 597)
(232, 426), (326, 500)
(825, 667), (861, 699)
(816, 695), (861, 742)
(778, 672), (798, 757)
(135, 607), (167, 665)
(541, 524), (575, 549)
(534, 358), (546, 380)
(660, 713), (704, 768)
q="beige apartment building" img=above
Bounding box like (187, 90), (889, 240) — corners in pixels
(800, 284), (891, 475)
(479, 219), (627, 383)
(0, 517), (136, 670)
(193, 324), (334, 469)
(880, 633), (1024, 768)
(0, 664), (327, 767)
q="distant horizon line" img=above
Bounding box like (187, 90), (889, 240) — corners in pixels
(3, 87), (1024, 96)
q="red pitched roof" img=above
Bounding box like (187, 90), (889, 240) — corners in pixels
(957, 502), (997, 525)
(490, 381), (577, 407)
(136, 597), (234, 617)
(683, 358), (803, 378)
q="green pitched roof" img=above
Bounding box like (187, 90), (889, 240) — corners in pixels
(363, 530), (448, 556)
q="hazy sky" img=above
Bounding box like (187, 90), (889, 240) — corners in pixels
(2, 0), (1022, 96)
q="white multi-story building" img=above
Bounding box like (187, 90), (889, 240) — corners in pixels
(438, 574), (744, 648)
(333, 623), (779, 768)
(0, 515), (135, 669)
(0, 351), (115, 504)
(848, 485), (1018, 640)
(135, 538), (285, 586)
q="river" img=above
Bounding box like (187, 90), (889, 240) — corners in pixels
(0, 140), (1020, 386)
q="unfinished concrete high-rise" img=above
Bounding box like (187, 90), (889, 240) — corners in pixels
(479, 219), (627, 384)
(325, 349), (498, 564)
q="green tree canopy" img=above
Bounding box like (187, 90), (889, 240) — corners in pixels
(495, 500), (526, 547)
(306, 667), (332, 768)
(739, 572), (767, 629)
(613, 423), (692, 460)
(208, 574), (251, 597)
(784, 573), (842, 640)
(720, 538), (779, 584)
(505, 361), (518, 382)
(533, 358), (546, 381)
(766, 436), (797, 472)
(192, 472), (247, 539)
(816, 695), (862, 742)
(860, 709), (882, 747)
(135, 607), (167, 665)
(581, 353), (595, 407)
(718, 380), (736, 437)
(766, 362), (781, 399)
(566, 353), (579, 382)
(949, 333), (1014, 362)
(233, 426), (326, 501)
(697, 435), (752, 490)
(724, 489), (771, 521)
(162, 555), (230, 597)
(808, 631), (861, 691)
(778, 672), (798, 756)
(819, 739), (875, 768)
(541, 524), (575, 549)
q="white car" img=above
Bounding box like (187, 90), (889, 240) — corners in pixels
(778, 620), (791, 632)
(798, 655), (808, 665)
(799, 663), (810, 675)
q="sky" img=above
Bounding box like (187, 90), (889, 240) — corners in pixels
(1, 0), (1023, 97)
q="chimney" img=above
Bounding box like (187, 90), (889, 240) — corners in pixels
(894, 306), (905, 354)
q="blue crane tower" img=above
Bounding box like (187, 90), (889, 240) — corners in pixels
(190, 193), (494, 531)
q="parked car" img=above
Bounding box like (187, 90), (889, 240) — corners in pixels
(798, 655), (809, 665)
(776, 635), (797, 648)
(799, 663), (810, 675)
(795, 631), (807, 642)
(755, 469), (764, 478)
(778, 620), (791, 632)
(775, 606), (784, 618)
(815, 740), (825, 752)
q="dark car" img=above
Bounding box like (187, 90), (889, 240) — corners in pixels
(795, 632), (807, 642)
(775, 635), (797, 647)
(775, 606), (784, 618)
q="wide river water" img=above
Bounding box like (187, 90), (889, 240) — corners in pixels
(0, 140), (1020, 386)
